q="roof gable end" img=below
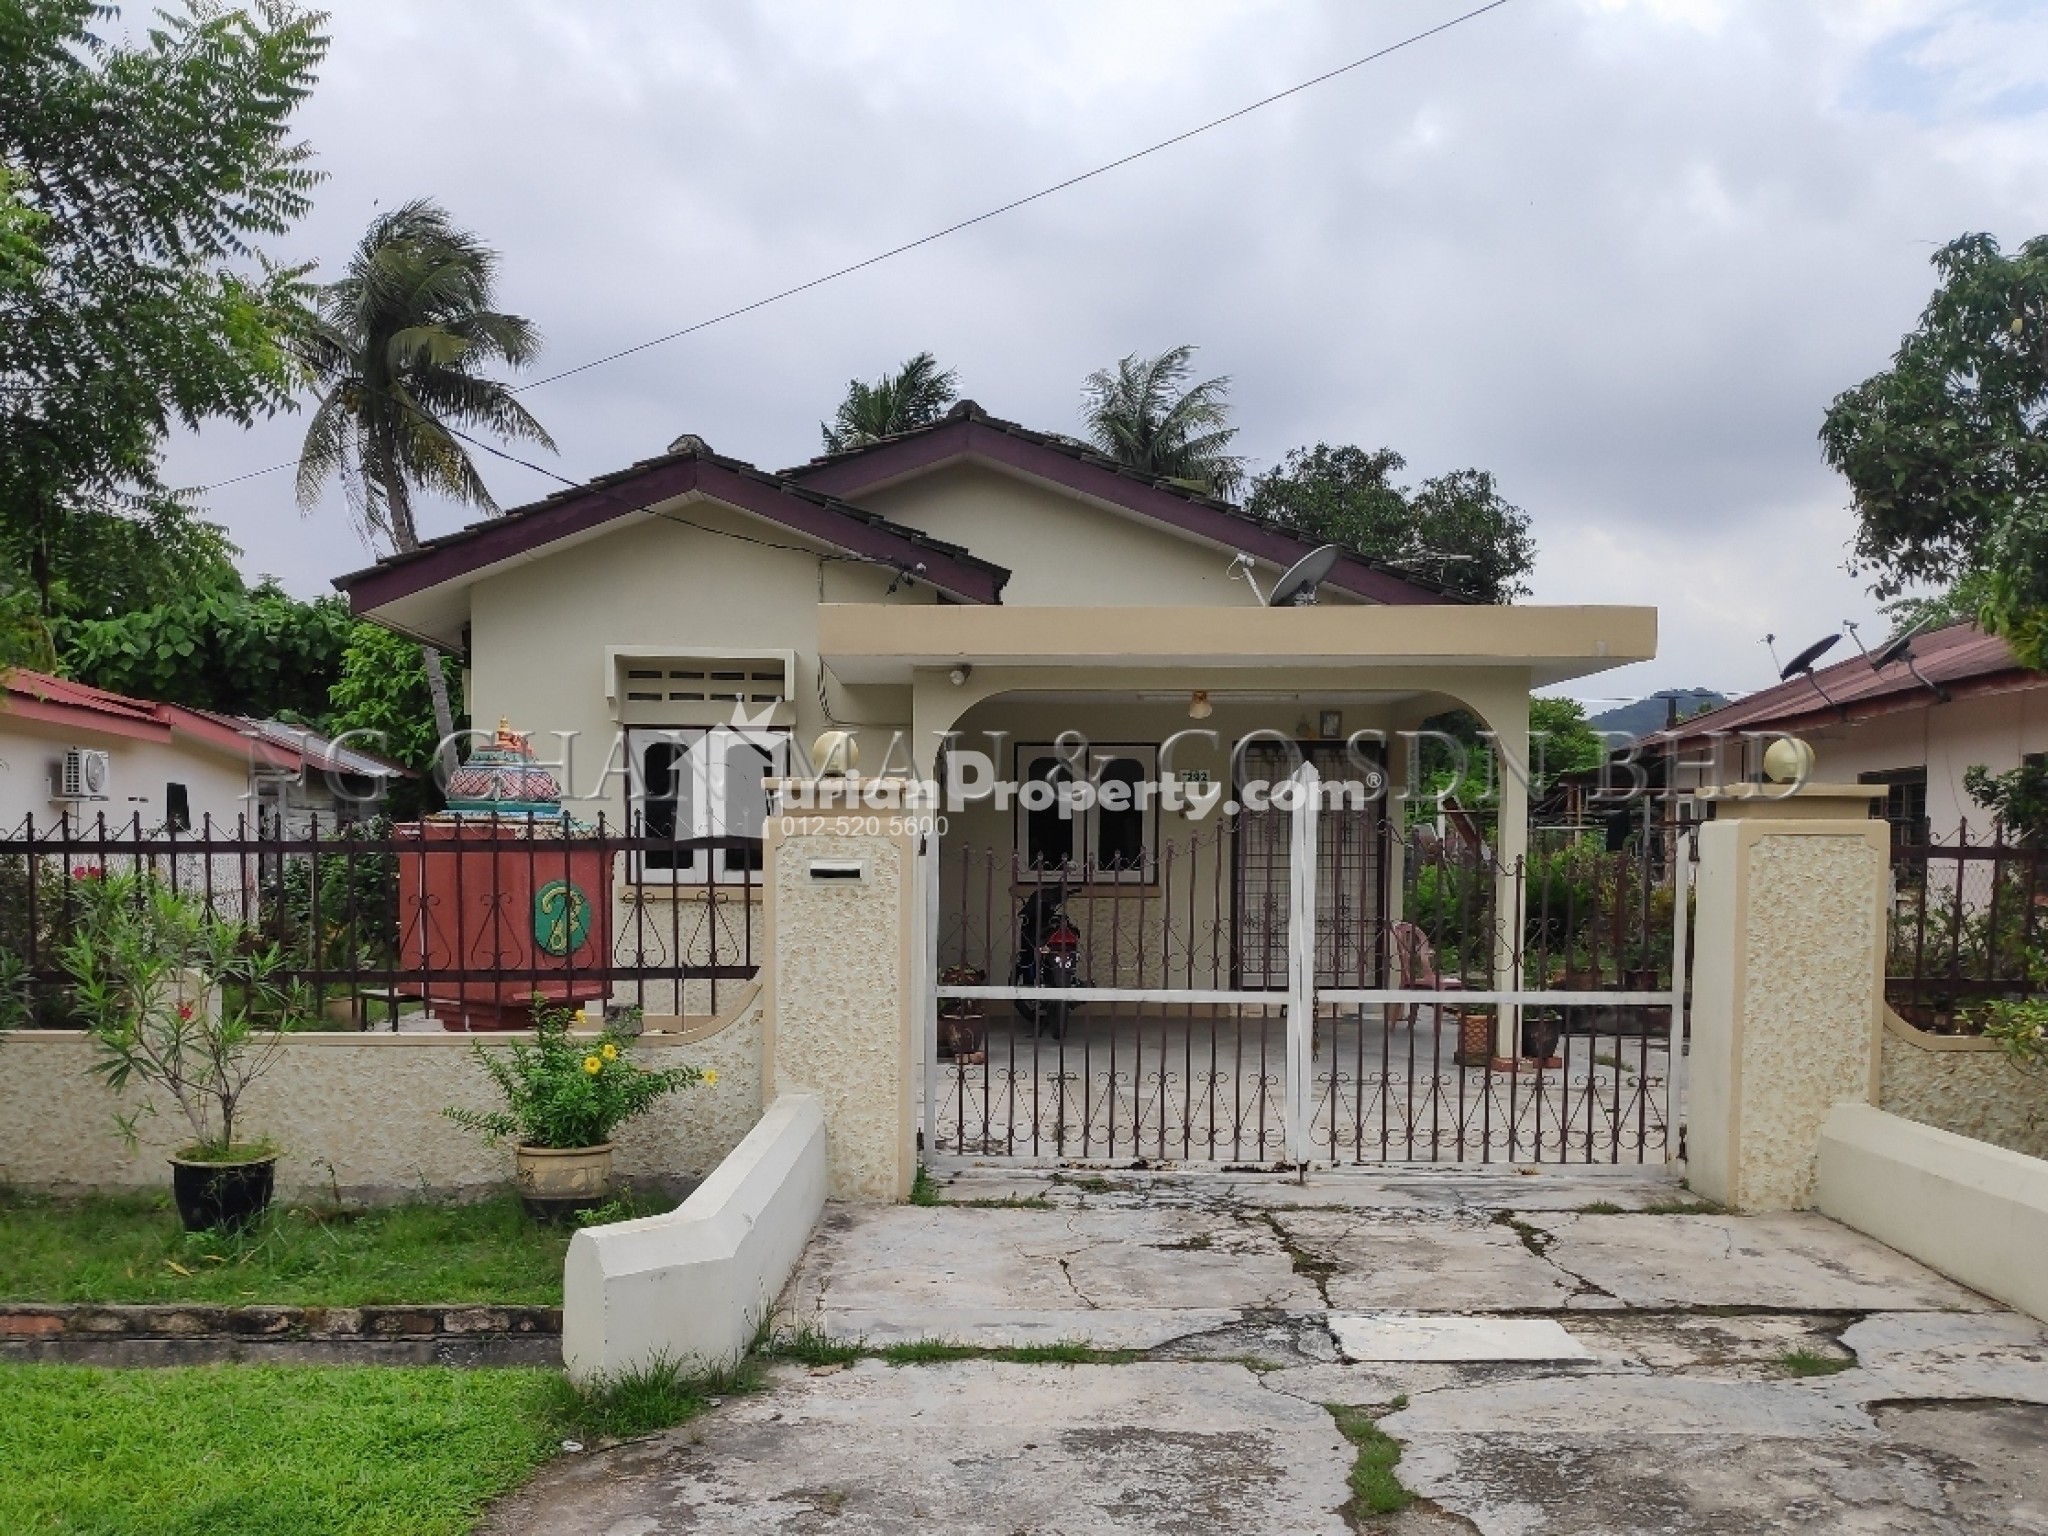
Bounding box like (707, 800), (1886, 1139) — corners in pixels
(784, 401), (1460, 607)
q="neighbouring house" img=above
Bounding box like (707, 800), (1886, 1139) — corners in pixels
(1640, 620), (2047, 845)
(0, 669), (407, 838)
(334, 399), (1655, 1002)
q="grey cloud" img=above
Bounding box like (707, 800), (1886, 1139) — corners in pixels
(158, 0), (2048, 701)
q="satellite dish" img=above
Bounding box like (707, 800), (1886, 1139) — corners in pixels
(1870, 613), (1934, 671)
(1778, 633), (1840, 681)
(1267, 544), (1343, 607)
(1867, 615), (1952, 703)
(1871, 631), (1915, 671)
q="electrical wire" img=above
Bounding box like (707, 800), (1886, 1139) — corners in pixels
(187, 1), (1516, 496)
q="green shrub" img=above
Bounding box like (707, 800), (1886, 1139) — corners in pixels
(61, 870), (312, 1158)
(444, 998), (710, 1150)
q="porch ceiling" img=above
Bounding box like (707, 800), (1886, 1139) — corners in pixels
(817, 603), (1656, 687)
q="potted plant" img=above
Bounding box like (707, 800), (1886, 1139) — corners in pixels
(938, 964), (987, 1062)
(445, 997), (711, 1222)
(62, 870), (307, 1232)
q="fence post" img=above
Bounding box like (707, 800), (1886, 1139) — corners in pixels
(1686, 781), (1887, 1210)
(761, 779), (918, 1202)
(1286, 761), (1321, 1168)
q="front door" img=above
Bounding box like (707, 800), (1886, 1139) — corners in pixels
(1233, 741), (1387, 989)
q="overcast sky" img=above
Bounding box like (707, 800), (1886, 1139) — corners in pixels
(157, 0), (2048, 708)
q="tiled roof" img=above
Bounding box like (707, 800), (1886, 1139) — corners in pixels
(783, 400), (1466, 606)
(333, 439), (1012, 609)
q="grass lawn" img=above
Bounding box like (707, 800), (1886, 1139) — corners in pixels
(0, 1191), (582, 1307)
(0, 1364), (566, 1536)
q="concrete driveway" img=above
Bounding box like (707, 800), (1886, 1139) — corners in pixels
(484, 1165), (2048, 1535)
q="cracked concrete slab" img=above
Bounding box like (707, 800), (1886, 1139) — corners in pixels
(1829, 1310), (2048, 1406)
(1559, 1310), (1854, 1377)
(504, 1166), (2048, 1535)
(1267, 1208), (1586, 1311)
(1390, 1411), (2048, 1536)
(1330, 1315), (1591, 1363)
(1530, 1211), (1990, 1311)
(482, 1361), (1358, 1536)
(784, 1204), (1319, 1346)
(1385, 1374), (1876, 1438)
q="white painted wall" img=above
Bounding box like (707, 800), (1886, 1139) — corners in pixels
(467, 501), (925, 821)
(854, 460), (1362, 608)
(563, 1092), (827, 1384)
(1668, 686), (2047, 838)
(1792, 689), (2048, 837)
(1817, 1102), (2048, 1325)
(0, 714), (255, 836)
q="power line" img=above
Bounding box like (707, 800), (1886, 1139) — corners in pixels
(515, 0), (1515, 392)
(188, 1), (1515, 497)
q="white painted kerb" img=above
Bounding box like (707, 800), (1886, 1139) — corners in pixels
(563, 1093), (827, 1385)
(1815, 1101), (2048, 1325)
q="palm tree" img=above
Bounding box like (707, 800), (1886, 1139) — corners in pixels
(1080, 345), (1244, 498)
(296, 200), (554, 765)
(820, 352), (959, 452)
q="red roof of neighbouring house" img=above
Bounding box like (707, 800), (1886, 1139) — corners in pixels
(3, 670), (411, 777)
(1649, 622), (2040, 744)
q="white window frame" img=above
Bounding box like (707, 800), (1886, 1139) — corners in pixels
(628, 725), (790, 884)
(1013, 742), (1159, 884)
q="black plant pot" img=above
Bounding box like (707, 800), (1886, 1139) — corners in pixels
(1520, 1015), (1564, 1063)
(169, 1153), (277, 1233)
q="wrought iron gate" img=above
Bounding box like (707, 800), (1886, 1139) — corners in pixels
(926, 764), (1693, 1166)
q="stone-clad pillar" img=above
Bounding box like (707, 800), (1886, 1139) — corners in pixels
(1686, 783), (1887, 1211)
(761, 781), (919, 1202)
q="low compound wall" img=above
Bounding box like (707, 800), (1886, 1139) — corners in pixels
(0, 987), (765, 1205)
(1878, 1007), (2048, 1161)
(1816, 1101), (2048, 1324)
(563, 1092), (826, 1385)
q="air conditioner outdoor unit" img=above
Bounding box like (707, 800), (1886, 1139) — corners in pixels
(57, 747), (110, 801)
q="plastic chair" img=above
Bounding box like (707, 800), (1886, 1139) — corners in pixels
(1389, 921), (1463, 1030)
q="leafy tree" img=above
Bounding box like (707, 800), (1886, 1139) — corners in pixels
(0, 0), (327, 612)
(1529, 697), (1606, 788)
(820, 351), (958, 452)
(326, 622), (461, 816)
(60, 578), (353, 722)
(1964, 758), (2048, 847)
(1245, 444), (1536, 603)
(296, 199), (552, 759)
(1820, 233), (2048, 667)
(1080, 345), (1244, 497)
(6, 498), (240, 624)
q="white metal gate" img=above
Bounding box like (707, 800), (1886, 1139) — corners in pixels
(926, 763), (1692, 1165)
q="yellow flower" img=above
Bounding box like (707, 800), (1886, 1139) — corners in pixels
(601, 1043), (619, 1062)
(703, 1069), (719, 1087)
(582, 1055), (603, 1075)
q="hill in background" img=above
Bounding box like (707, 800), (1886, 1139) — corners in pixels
(1587, 689), (1728, 741)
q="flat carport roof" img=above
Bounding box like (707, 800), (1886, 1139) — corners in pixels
(817, 603), (1657, 688)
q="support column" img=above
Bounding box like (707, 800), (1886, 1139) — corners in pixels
(1686, 783), (1887, 1211)
(762, 780), (919, 1202)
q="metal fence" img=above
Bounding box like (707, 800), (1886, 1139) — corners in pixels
(1888, 825), (2047, 1033)
(0, 813), (759, 1030)
(930, 808), (1692, 1165)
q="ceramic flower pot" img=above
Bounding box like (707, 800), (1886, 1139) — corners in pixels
(169, 1151), (277, 1233)
(515, 1143), (615, 1224)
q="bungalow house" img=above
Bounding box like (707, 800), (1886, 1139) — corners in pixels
(334, 400), (1655, 1000)
(0, 669), (405, 839)
(1641, 620), (2046, 846)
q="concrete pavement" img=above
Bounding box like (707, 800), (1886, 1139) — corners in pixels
(484, 1164), (2048, 1534)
